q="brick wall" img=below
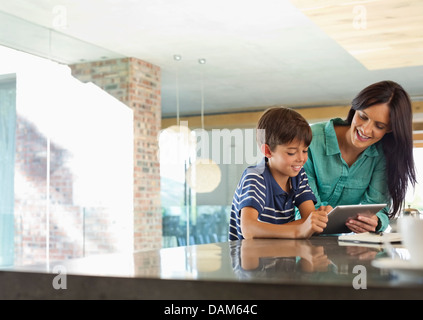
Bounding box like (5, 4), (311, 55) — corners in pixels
(70, 57), (162, 251)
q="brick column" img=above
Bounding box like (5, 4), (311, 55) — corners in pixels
(70, 57), (162, 251)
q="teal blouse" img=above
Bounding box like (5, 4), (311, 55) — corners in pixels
(304, 118), (390, 231)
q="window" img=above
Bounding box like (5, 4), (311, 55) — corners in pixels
(0, 45), (133, 267)
(405, 148), (423, 213)
(160, 126), (261, 247)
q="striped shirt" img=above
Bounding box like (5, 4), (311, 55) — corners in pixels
(229, 158), (316, 240)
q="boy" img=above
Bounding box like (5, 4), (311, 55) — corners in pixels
(229, 107), (330, 240)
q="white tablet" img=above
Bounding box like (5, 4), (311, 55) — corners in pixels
(320, 203), (387, 235)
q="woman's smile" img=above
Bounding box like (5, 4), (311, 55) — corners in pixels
(355, 128), (370, 142)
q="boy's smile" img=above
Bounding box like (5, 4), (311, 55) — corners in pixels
(291, 165), (303, 173)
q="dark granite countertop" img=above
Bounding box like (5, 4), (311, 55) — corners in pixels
(1, 236), (422, 300)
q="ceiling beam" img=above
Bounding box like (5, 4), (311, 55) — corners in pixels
(162, 101), (423, 130)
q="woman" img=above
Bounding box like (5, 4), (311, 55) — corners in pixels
(304, 80), (416, 233)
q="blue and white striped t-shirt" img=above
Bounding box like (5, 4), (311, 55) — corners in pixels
(229, 157), (316, 240)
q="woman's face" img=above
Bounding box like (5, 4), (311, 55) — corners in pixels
(350, 103), (391, 149)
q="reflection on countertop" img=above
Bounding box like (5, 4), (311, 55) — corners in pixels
(1, 236), (422, 299)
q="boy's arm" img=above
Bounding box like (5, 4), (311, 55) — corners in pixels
(241, 207), (299, 239)
(289, 200), (316, 225)
(240, 201), (329, 239)
(292, 201), (333, 224)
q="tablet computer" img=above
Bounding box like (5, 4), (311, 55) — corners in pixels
(321, 203), (387, 235)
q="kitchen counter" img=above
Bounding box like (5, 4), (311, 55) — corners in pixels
(1, 236), (422, 300)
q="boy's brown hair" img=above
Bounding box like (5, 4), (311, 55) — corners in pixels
(256, 107), (312, 151)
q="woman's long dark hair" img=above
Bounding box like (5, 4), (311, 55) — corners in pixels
(346, 80), (416, 218)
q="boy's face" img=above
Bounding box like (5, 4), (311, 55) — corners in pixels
(262, 139), (308, 178)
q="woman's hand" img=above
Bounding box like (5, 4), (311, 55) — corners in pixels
(345, 214), (379, 233)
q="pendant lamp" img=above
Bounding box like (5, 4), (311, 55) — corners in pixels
(160, 55), (195, 163)
(186, 58), (221, 193)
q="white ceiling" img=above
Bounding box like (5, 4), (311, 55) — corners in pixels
(0, 0), (422, 118)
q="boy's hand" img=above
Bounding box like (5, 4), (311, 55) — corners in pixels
(310, 210), (329, 234)
(301, 209), (328, 238)
(318, 205), (333, 213)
